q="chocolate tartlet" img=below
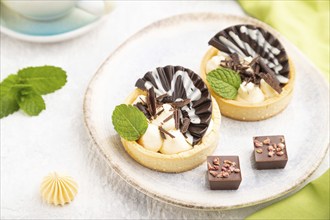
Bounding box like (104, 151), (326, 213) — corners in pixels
(121, 65), (221, 173)
(201, 24), (295, 121)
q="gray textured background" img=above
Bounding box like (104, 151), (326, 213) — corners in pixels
(1, 1), (329, 219)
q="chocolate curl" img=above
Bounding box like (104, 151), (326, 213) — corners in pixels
(230, 53), (240, 66)
(174, 109), (180, 130)
(258, 59), (282, 94)
(163, 114), (174, 123)
(180, 118), (191, 134)
(171, 99), (191, 108)
(134, 103), (151, 120)
(147, 87), (157, 117)
(156, 93), (169, 103)
(159, 127), (166, 139)
(159, 126), (175, 139)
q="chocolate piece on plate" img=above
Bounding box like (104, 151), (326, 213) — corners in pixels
(253, 135), (288, 169)
(207, 156), (242, 190)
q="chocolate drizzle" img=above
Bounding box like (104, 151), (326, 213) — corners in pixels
(208, 24), (290, 88)
(135, 65), (212, 145)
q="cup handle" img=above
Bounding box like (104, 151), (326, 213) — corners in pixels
(75, 0), (114, 17)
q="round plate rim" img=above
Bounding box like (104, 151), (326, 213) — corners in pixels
(83, 12), (329, 210)
(0, 14), (108, 43)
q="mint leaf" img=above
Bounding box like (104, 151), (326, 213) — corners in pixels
(206, 67), (242, 99)
(0, 65), (67, 119)
(0, 74), (30, 118)
(18, 66), (67, 95)
(17, 88), (45, 116)
(112, 104), (148, 141)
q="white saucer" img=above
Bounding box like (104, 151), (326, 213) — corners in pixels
(0, 2), (113, 43)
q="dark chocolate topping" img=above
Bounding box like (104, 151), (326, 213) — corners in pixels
(147, 88), (157, 117)
(180, 118), (191, 134)
(135, 65), (212, 145)
(174, 109), (180, 130)
(208, 24), (290, 85)
(257, 59), (282, 93)
(159, 126), (175, 139)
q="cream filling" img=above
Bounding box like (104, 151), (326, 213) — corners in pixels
(160, 130), (193, 155)
(260, 79), (278, 99)
(236, 82), (265, 103)
(152, 104), (175, 131)
(134, 96), (213, 154)
(137, 124), (163, 152)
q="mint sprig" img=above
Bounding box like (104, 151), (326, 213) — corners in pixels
(17, 66), (67, 95)
(112, 104), (148, 141)
(0, 66), (67, 119)
(206, 67), (242, 99)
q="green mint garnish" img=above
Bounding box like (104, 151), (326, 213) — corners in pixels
(17, 66), (67, 95)
(112, 104), (148, 141)
(206, 67), (242, 99)
(0, 66), (67, 119)
(17, 88), (45, 116)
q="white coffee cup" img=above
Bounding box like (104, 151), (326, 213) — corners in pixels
(1, 0), (105, 21)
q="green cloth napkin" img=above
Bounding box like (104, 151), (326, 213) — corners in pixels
(246, 169), (329, 219)
(239, 1), (330, 219)
(239, 0), (330, 78)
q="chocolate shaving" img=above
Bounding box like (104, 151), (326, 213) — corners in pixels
(139, 97), (146, 105)
(181, 110), (189, 118)
(147, 88), (157, 117)
(174, 109), (180, 130)
(249, 56), (260, 67)
(258, 59), (282, 94)
(162, 96), (173, 103)
(230, 53), (240, 66)
(255, 64), (260, 75)
(159, 126), (175, 138)
(156, 108), (164, 116)
(156, 93), (168, 102)
(171, 99), (191, 108)
(134, 103), (151, 119)
(159, 128), (166, 139)
(163, 114), (173, 123)
(181, 118), (191, 134)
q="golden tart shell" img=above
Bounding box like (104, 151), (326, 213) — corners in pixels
(200, 47), (295, 121)
(120, 88), (221, 173)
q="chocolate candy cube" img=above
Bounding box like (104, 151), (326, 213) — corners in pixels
(207, 156), (242, 190)
(253, 135), (288, 169)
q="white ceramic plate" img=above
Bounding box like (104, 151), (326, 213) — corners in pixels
(83, 13), (329, 210)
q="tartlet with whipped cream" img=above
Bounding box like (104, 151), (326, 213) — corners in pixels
(201, 24), (295, 121)
(112, 65), (221, 173)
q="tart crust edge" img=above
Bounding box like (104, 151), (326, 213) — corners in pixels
(200, 47), (296, 121)
(120, 88), (221, 173)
